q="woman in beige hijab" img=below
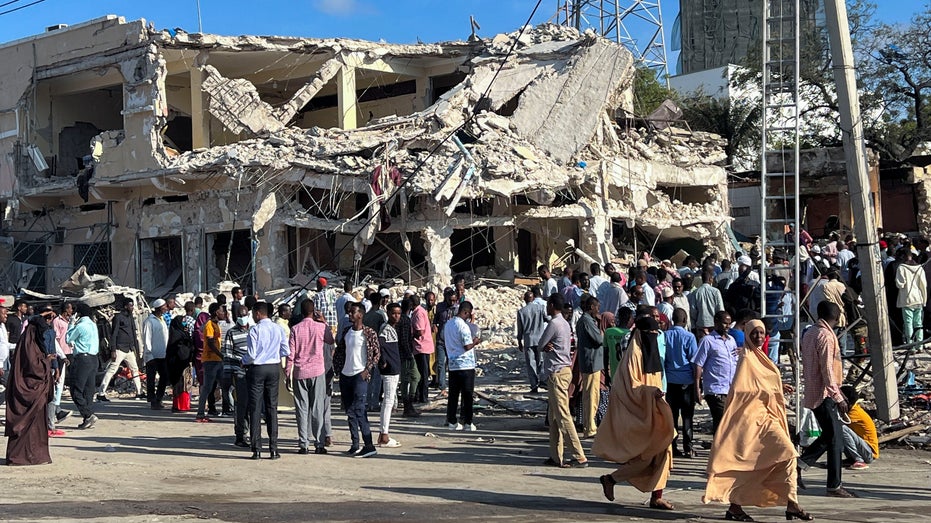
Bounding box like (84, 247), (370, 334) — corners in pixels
(703, 319), (813, 521)
(594, 316), (676, 511)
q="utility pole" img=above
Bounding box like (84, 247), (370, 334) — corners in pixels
(823, 0), (899, 421)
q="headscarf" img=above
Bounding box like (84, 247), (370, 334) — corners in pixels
(600, 311), (615, 332)
(743, 319), (767, 351)
(635, 316), (663, 374)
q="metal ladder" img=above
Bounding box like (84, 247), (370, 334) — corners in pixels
(760, 0), (803, 424)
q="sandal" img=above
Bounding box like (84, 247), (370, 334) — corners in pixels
(566, 459), (588, 468)
(649, 498), (675, 510)
(542, 458), (564, 467)
(599, 474), (616, 501)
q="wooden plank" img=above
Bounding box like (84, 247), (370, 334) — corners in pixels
(878, 424), (925, 444)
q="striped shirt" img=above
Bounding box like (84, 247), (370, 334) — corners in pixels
(223, 326), (249, 374)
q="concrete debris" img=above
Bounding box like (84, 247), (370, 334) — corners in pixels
(201, 65), (285, 137)
(1, 17), (734, 297)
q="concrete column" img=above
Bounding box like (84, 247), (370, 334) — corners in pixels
(491, 198), (516, 273)
(337, 66), (358, 130)
(190, 65), (209, 149)
(253, 226), (284, 292)
(413, 76), (430, 112)
(423, 225), (453, 289)
(183, 228), (203, 293)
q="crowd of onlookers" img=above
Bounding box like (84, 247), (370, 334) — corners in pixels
(1, 227), (910, 476)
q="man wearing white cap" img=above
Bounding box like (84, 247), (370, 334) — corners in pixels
(737, 255), (760, 284)
(143, 299), (170, 410)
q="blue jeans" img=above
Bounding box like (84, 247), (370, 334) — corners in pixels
(197, 361), (223, 417)
(339, 372), (373, 449)
(768, 330), (781, 365)
(435, 340), (448, 390)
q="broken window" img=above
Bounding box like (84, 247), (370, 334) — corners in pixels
(41, 79), (124, 177)
(163, 114), (193, 153)
(12, 240), (47, 292)
(450, 227), (495, 274)
(657, 185), (714, 205)
(139, 237), (184, 296)
(516, 228), (537, 276)
(206, 229), (254, 294)
(430, 72), (467, 105)
(73, 241), (111, 276)
(358, 233), (428, 285)
(288, 227), (337, 275)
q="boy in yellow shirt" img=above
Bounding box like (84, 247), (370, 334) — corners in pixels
(841, 385), (878, 470)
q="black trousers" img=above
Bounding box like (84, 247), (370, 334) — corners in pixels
(704, 393), (727, 436)
(247, 363), (280, 453)
(799, 397), (844, 489)
(446, 369), (475, 425)
(667, 382), (696, 453)
(146, 358), (169, 407)
(415, 353), (431, 403)
(70, 354), (97, 419)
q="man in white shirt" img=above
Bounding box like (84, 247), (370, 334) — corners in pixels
(444, 301), (480, 431)
(588, 263), (608, 297)
(634, 270), (655, 306)
(143, 299), (170, 410)
(244, 302), (290, 460)
(538, 265), (559, 298)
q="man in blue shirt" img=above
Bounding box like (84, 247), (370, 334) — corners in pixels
(244, 301), (289, 460)
(691, 310), (738, 436)
(66, 303), (100, 430)
(444, 301), (480, 431)
(664, 308), (699, 458)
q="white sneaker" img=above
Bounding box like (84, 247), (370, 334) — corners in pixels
(447, 422), (463, 430)
(464, 423), (477, 432)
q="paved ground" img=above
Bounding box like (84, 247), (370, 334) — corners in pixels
(2, 395), (930, 522)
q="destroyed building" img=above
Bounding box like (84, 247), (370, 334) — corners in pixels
(0, 15), (732, 295)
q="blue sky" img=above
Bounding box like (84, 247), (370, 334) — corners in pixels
(0, 1), (926, 66)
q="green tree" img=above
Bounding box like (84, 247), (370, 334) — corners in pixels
(857, 7), (931, 160)
(680, 94), (762, 169)
(632, 67), (676, 116)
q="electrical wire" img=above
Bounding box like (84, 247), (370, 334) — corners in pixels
(0, 0), (45, 16)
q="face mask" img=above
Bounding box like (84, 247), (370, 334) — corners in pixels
(237, 317), (249, 326)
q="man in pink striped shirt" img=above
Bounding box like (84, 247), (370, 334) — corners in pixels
(411, 295), (434, 403)
(799, 301), (856, 498)
(286, 300), (334, 455)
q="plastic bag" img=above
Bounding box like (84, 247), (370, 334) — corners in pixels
(799, 407), (822, 447)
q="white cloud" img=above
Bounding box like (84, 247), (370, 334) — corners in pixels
(314, 0), (369, 16)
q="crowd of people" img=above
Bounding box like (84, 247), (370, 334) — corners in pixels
(1, 226), (911, 520)
(0, 278), (486, 464)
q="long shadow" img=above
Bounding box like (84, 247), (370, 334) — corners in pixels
(367, 486), (697, 520)
(50, 432), (254, 460)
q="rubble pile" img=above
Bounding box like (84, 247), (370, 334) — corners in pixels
(618, 128), (728, 168)
(468, 285), (524, 348)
